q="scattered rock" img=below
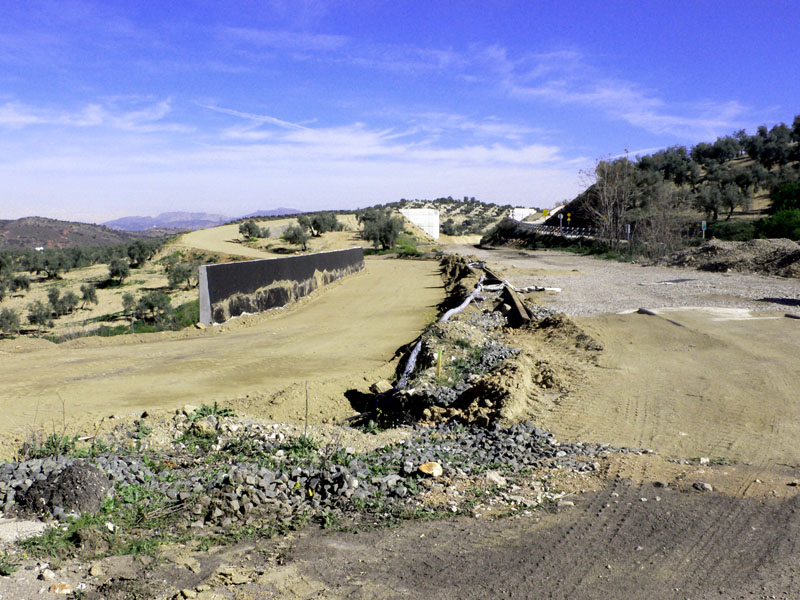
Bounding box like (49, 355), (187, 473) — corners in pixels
(693, 482), (713, 492)
(557, 499), (575, 509)
(39, 568), (56, 581)
(49, 583), (73, 594)
(89, 564), (104, 577)
(369, 380), (393, 395)
(418, 462), (444, 478)
(484, 470), (507, 488)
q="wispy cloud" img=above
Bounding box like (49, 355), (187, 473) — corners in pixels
(223, 27), (349, 53)
(0, 99), (190, 133)
(485, 48), (749, 139)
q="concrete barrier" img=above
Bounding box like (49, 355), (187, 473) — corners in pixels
(198, 247), (365, 324)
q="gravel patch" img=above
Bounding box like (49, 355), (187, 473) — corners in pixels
(457, 246), (800, 317)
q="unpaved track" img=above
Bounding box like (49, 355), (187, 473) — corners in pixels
(0, 258), (442, 457)
(278, 476), (800, 599)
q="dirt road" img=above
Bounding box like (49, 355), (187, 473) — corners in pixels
(267, 247), (800, 599)
(0, 257), (442, 458)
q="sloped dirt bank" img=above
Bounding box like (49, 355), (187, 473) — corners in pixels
(372, 255), (604, 430)
(663, 237), (800, 277)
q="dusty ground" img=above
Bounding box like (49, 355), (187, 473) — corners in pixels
(173, 215), (361, 260)
(0, 257), (442, 459)
(3, 246), (800, 599)
(252, 247), (800, 600)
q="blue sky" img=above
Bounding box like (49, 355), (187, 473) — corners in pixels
(1, 1), (798, 222)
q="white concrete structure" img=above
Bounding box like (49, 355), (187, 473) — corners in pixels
(399, 208), (440, 239)
(509, 207), (538, 221)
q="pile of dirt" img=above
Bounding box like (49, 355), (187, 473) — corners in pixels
(664, 237), (800, 277)
(14, 463), (111, 518)
(381, 256), (603, 428)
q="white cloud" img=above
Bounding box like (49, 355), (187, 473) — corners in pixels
(0, 99), (189, 133)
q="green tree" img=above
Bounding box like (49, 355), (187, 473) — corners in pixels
(108, 258), (130, 284)
(122, 292), (136, 330)
(10, 274), (30, 293)
(239, 220), (268, 239)
(27, 300), (52, 334)
(80, 283), (98, 309)
(60, 290), (80, 314)
(361, 211), (404, 250)
(769, 181), (800, 214)
(136, 291), (171, 320)
(41, 250), (68, 279)
(167, 262), (194, 290)
(310, 212), (342, 236)
(47, 287), (61, 313)
(282, 224), (311, 251)
(127, 239), (156, 268)
(0, 308), (20, 336)
(296, 214), (314, 235)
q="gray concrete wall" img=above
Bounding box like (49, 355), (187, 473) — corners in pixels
(199, 247), (365, 324)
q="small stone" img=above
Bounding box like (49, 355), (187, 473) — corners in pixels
(39, 568), (56, 581)
(181, 589), (197, 599)
(653, 481), (668, 488)
(105, 522), (116, 533)
(89, 564), (104, 577)
(557, 500), (574, 509)
(230, 572), (249, 585)
(699, 457), (710, 465)
(191, 420), (215, 436)
(484, 470), (507, 488)
(369, 380), (393, 395)
(49, 583), (73, 594)
(418, 462), (443, 478)
(182, 404), (199, 416)
(195, 322), (206, 330)
(788, 480), (799, 487)
(693, 482), (713, 492)
(196, 584), (211, 592)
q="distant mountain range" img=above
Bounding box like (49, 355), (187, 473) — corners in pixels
(103, 208), (300, 231)
(0, 208), (305, 249)
(241, 207), (301, 219)
(0, 216), (148, 249)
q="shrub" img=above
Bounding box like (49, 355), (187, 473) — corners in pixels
(769, 181), (800, 214)
(756, 209), (800, 240)
(0, 307), (20, 335)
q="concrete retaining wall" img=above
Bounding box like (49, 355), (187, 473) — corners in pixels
(399, 208), (440, 239)
(199, 247), (365, 324)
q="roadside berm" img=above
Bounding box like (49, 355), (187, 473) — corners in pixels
(365, 254), (603, 428)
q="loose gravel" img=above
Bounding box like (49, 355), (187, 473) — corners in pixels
(0, 417), (642, 535)
(457, 246), (800, 317)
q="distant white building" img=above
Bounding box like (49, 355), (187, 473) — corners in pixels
(399, 208), (440, 239)
(509, 207), (538, 221)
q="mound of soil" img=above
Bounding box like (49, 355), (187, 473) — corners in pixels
(15, 463), (111, 518)
(665, 238), (800, 277)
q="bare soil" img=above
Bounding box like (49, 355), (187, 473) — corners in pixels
(0, 257), (443, 459)
(3, 246), (800, 599)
